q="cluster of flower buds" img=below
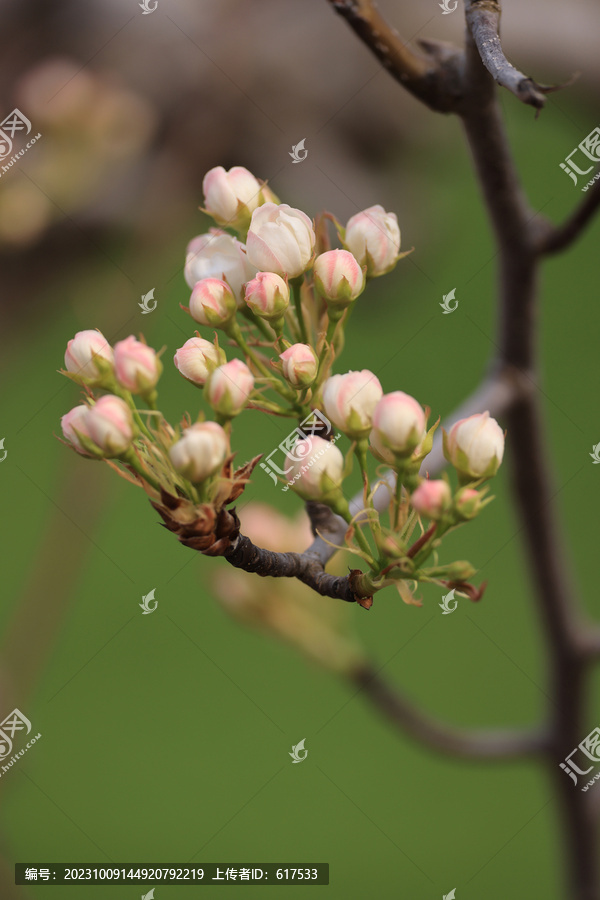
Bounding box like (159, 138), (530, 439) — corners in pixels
(57, 163), (504, 610)
(61, 330), (164, 458)
(281, 361), (504, 570)
(59, 329), (240, 509)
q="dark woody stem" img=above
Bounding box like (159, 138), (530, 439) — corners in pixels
(223, 533), (359, 602)
(324, 2), (600, 896)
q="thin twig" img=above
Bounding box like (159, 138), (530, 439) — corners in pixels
(353, 666), (546, 760)
(536, 177), (600, 255)
(326, 0), (463, 112)
(464, 0), (552, 110)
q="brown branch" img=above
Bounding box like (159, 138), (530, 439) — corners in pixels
(223, 533), (360, 601)
(461, 27), (599, 898)
(216, 500), (373, 604)
(536, 177), (600, 255)
(323, 3), (600, 892)
(464, 0), (552, 110)
(326, 0), (463, 113)
(353, 666), (546, 760)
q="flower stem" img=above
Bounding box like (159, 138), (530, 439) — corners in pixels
(335, 498), (378, 571)
(394, 470), (403, 530)
(239, 306), (276, 341)
(121, 448), (161, 492)
(291, 277), (309, 344)
(227, 322), (297, 404)
(316, 317), (338, 384)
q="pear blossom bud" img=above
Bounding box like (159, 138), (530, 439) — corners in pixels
(169, 421), (229, 483)
(411, 479), (451, 520)
(371, 391), (426, 458)
(86, 395), (134, 457)
(205, 358), (255, 417)
(454, 487), (481, 520)
(313, 249), (364, 310)
(174, 337), (226, 386)
(246, 203), (315, 278)
(202, 165), (262, 229)
(184, 230), (257, 303)
(444, 411), (504, 480)
(322, 370), (383, 440)
(344, 205), (401, 277)
(189, 277), (237, 328)
(61, 405), (96, 456)
(114, 336), (161, 395)
(285, 436), (345, 502)
(64, 329), (114, 384)
(244, 271), (290, 321)
(279, 343), (318, 388)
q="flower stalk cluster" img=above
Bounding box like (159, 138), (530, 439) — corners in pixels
(58, 165), (504, 608)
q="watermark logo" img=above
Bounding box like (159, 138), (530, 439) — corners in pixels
(139, 288), (157, 314)
(443, 891), (456, 900)
(289, 138), (308, 164)
(559, 126), (600, 190)
(260, 409), (340, 491)
(142, 891), (156, 900)
(0, 438), (6, 462)
(0, 708), (41, 779)
(289, 739), (307, 763)
(440, 288), (458, 314)
(439, 588), (458, 615)
(139, 589), (158, 614)
(590, 442), (600, 464)
(0, 109), (31, 161)
(560, 725), (600, 790)
(0, 109), (41, 179)
(0, 709), (32, 760)
(139, 0), (158, 13)
(439, 0), (457, 13)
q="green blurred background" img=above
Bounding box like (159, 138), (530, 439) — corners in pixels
(0, 1), (599, 897)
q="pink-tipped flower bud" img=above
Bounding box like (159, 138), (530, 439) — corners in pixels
(313, 249), (364, 311)
(411, 479), (451, 520)
(322, 370), (383, 440)
(202, 165), (262, 230)
(114, 336), (161, 395)
(61, 405), (96, 457)
(444, 411), (504, 481)
(64, 329), (114, 384)
(184, 231), (257, 303)
(205, 358), (255, 417)
(189, 277), (237, 328)
(285, 436), (345, 502)
(454, 487), (481, 520)
(246, 203), (315, 278)
(244, 271), (290, 321)
(174, 337), (226, 386)
(169, 421), (229, 483)
(279, 343), (318, 388)
(86, 395), (134, 457)
(344, 205), (401, 277)
(371, 391), (426, 458)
